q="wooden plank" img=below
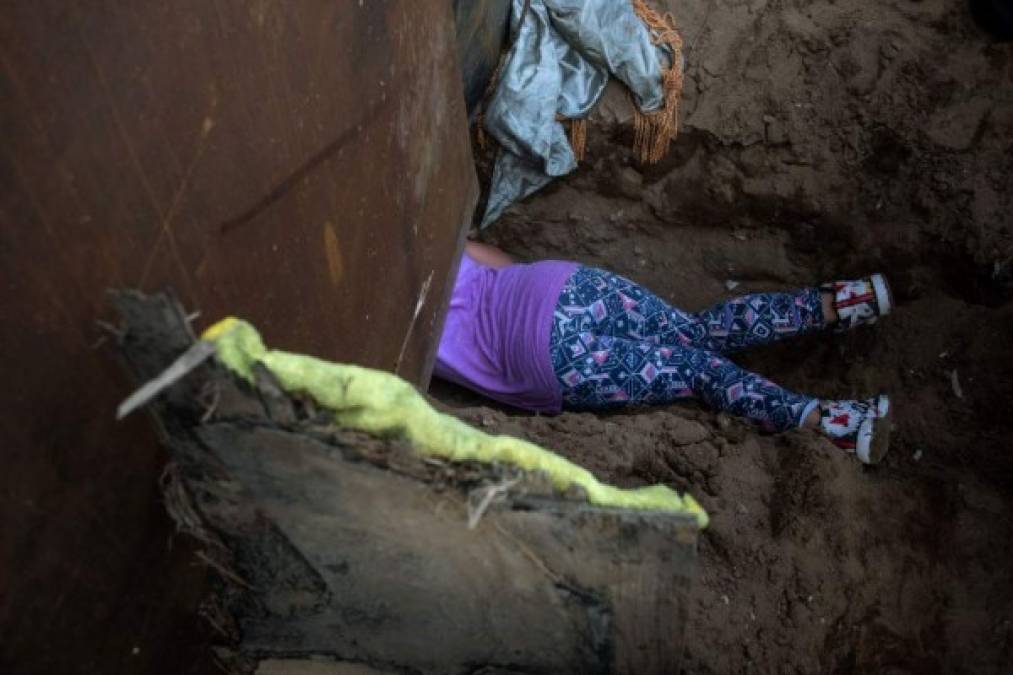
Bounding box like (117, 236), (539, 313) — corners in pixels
(0, 3), (476, 672)
(195, 424), (698, 674)
(109, 291), (700, 675)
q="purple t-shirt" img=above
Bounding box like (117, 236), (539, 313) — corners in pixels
(435, 255), (578, 413)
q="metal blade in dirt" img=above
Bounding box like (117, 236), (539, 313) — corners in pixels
(116, 340), (217, 420)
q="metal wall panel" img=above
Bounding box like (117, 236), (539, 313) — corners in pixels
(0, 2), (476, 672)
(454, 0), (512, 116)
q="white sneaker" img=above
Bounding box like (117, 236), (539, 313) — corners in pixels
(819, 395), (892, 464)
(823, 273), (893, 331)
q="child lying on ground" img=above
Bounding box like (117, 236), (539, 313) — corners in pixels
(435, 241), (894, 464)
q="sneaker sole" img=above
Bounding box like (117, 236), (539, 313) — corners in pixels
(855, 395), (891, 464)
(871, 273), (893, 317)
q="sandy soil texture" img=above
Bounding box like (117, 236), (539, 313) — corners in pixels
(434, 0), (1013, 671)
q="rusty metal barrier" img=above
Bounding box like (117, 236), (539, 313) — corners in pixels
(0, 2), (476, 672)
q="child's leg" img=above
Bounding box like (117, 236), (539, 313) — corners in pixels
(693, 287), (826, 353)
(555, 266), (709, 347)
(552, 333), (818, 433)
(695, 274), (894, 349)
(555, 266), (888, 355)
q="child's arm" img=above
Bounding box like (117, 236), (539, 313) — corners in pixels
(465, 241), (514, 269)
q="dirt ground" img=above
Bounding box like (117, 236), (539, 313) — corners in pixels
(433, 0), (1013, 672)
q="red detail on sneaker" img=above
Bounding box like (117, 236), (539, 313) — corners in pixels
(830, 413), (851, 427)
(833, 438), (857, 450)
(836, 293), (875, 309)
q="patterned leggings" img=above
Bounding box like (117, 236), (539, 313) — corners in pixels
(550, 266), (825, 432)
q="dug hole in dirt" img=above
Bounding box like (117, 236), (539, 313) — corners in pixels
(432, 0), (1013, 672)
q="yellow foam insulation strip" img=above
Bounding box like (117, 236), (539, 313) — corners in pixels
(202, 317), (708, 528)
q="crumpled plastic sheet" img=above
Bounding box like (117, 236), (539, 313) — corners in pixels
(481, 0), (672, 227)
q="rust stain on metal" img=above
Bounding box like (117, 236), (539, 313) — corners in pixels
(322, 222), (344, 288)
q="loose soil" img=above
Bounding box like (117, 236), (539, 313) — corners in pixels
(433, 0), (1013, 671)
